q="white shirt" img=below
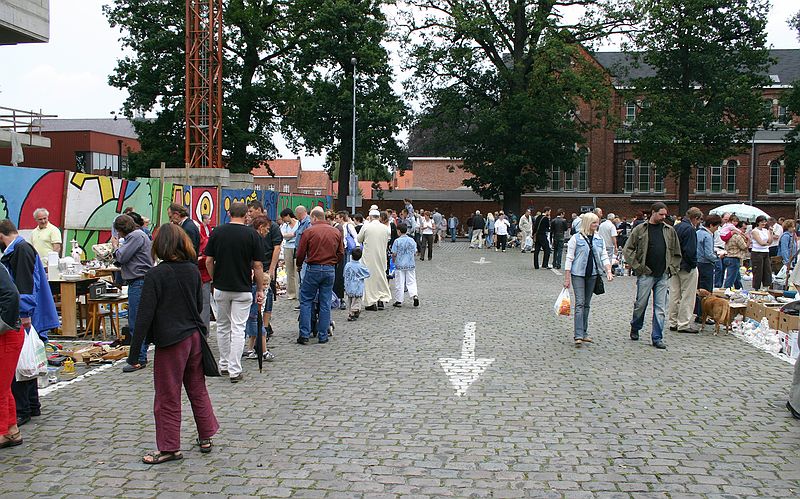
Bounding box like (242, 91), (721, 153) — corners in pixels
(751, 228), (771, 252)
(598, 220), (617, 250)
(494, 218), (510, 236)
(770, 224), (783, 248)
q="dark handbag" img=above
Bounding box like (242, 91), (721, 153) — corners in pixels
(583, 235), (605, 295)
(167, 266), (220, 377)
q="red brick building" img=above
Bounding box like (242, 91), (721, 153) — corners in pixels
(0, 118), (141, 176)
(252, 159), (301, 193)
(399, 49), (800, 219)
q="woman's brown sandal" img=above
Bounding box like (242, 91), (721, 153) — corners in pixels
(142, 451), (183, 465)
(196, 438), (212, 453)
(0, 431), (22, 449)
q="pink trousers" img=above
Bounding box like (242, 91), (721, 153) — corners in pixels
(0, 328), (23, 435)
(153, 332), (219, 452)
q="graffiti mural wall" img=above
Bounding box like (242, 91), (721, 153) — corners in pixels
(277, 194), (331, 215)
(0, 165), (66, 231)
(219, 189), (279, 223)
(191, 187), (218, 224)
(64, 174), (158, 230)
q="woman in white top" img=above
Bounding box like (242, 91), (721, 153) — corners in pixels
(494, 213), (510, 252)
(564, 213), (613, 347)
(419, 211), (436, 261)
(750, 215), (773, 291)
(280, 208), (300, 300)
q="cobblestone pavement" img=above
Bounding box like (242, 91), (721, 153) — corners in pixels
(1, 241), (799, 498)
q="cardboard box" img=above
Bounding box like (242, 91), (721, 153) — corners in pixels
(781, 331), (800, 360)
(713, 288), (727, 298)
(778, 313), (800, 333)
(764, 304), (783, 330)
(745, 301), (761, 321)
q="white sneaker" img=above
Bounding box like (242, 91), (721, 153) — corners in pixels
(263, 351), (275, 362)
(246, 351), (258, 360)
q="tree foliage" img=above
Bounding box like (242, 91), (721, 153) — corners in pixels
(624, 0), (771, 213)
(402, 0), (627, 213)
(783, 10), (800, 174)
(279, 0), (406, 208)
(104, 0), (406, 189)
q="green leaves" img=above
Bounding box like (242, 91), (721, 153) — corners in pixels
(626, 0), (771, 211)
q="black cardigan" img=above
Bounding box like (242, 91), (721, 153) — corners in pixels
(0, 264), (19, 331)
(127, 261), (204, 365)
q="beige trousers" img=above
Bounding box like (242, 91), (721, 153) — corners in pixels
(668, 268), (698, 329)
(284, 247), (297, 299)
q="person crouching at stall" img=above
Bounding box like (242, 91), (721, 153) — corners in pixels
(127, 223), (219, 464)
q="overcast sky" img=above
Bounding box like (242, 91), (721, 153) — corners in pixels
(1, 0), (799, 170)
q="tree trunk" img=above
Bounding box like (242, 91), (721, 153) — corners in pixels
(678, 159), (691, 216)
(230, 43), (259, 172)
(502, 187), (521, 216)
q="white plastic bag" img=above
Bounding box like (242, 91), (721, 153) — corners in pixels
(523, 236), (533, 251)
(16, 325), (47, 380)
(776, 265), (788, 282)
(554, 288), (571, 317)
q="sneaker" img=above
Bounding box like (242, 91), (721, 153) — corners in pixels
(413, 296), (420, 307)
(246, 351), (258, 360)
(263, 351), (275, 362)
(293, 305), (301, 311)
(393, 302), (402, 308)
(230, 373), (244, 383)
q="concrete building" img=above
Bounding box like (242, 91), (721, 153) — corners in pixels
(0, 0), (49, 45)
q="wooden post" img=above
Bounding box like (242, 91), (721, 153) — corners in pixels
(157, 162), (166, 225)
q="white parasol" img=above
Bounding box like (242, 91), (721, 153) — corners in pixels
(709, 203), (770, 223)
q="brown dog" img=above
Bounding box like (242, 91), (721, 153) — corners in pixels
(696, 289), (730, 335)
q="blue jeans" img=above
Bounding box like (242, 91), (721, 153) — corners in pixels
(486, 230), (494, 247)
(723, 257), (742, 289)
(713, 258), (724, 288)
(631, 274), (669, 343)
(572, 274), (596, 340)
(299, 264), (335, 341)
(127, 278), (148, 363)
(552, 239), (565, 268)
(449, 227), (457, 241)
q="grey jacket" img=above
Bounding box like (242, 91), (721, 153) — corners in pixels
(622, 222), (682, 277)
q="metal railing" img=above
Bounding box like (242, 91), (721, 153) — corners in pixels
(0, 106), (57, 136)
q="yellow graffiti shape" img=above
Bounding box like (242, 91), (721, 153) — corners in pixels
(70, 174), (116, 204)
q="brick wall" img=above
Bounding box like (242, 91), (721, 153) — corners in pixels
(408, 158), (470, 190)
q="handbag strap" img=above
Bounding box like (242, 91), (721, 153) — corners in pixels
(582, 234), (604, 278)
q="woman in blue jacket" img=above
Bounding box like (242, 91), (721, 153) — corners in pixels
(563, 213), (613, 347)
(777, 220), (797, 270)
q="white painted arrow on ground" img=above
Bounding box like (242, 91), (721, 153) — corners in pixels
(472, 257), (491, 265)
(439, 322), (495, 397)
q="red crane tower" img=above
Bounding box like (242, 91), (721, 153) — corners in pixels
(185, 0), (223, 169)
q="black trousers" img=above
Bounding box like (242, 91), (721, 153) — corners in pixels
(695, 262), (715, 318)
(496, 234), (508, 251)
(12, 378), (40, 418)
(420, 234), (434, 260)
(552, 239), (565, 268)
(533, 237), (551, 269)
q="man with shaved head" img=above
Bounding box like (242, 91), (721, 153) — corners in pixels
(295, 206), (343, 344)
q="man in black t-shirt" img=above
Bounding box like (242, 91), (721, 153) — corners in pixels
(550, 209), (568, 269)
(205, 202), (265, 383)
(622, 202), (682, 350)
(533, 207), (551, 269)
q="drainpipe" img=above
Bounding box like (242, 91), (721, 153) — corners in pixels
(749, 132), (756, 205)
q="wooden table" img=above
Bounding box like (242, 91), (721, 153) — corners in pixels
(48, 275), (99, 337)
(87, 295), (128, 340)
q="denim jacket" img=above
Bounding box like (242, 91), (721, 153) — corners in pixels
(696, 226), (717, 264)
(778, 231), (797, 266)
(566, 233), (609, 277)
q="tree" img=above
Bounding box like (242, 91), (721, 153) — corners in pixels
(104, 0), (318, 176)
(783, 10), (800, 175)
(402, 1), (626, 214)
(279, 0), (407, 210)
(624, 0), (771, 214)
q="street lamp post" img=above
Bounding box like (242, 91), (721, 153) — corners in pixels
(350, 57), (357, 215)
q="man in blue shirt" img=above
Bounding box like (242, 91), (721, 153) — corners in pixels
(668, 207), (702, 334)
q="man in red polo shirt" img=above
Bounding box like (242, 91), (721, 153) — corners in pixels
(295, 207), (343, 344)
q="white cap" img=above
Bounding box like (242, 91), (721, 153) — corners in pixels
(369, 209), (380, 217)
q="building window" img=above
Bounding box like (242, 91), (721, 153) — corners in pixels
(770, 160), (780, 193)
(778, 105), (789, 124)
(726, 160), (737, 192)
(75, 152), (88, 173)
(652, 164), (663, 193)
(710, 164), (722, 193)
(625, 102), (636, 124)
(624, 160), (635, 193)
(564, 170), (574, 191)
(696, 166), (706, 192)
(577, 148), (588, 191)
(88, 152), (119, 174)
(314, 190), (322, 196)
(301, 189), (310, 194)
(785, 168), (796, 194)
(550, 165), (561, 191)
(267, 184), (275, 191)
(639, 160), (650, 192)
(282, 184), (290, 193)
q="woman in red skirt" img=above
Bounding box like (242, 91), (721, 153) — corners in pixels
(127, 223), (219, 464)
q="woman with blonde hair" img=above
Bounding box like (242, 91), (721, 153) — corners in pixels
(564, 212), (613, 347)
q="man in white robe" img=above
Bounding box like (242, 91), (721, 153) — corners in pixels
(357, 210), (392, 310)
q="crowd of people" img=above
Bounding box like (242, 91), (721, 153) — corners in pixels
(1, 196), (799, 462)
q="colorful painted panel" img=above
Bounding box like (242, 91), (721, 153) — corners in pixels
(219, 188), (260, 224)
(0, 165), (66, 230)
(277, 194), (330, 215)
(64, 173), (157, 230)
(191, 187), (218, 225)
